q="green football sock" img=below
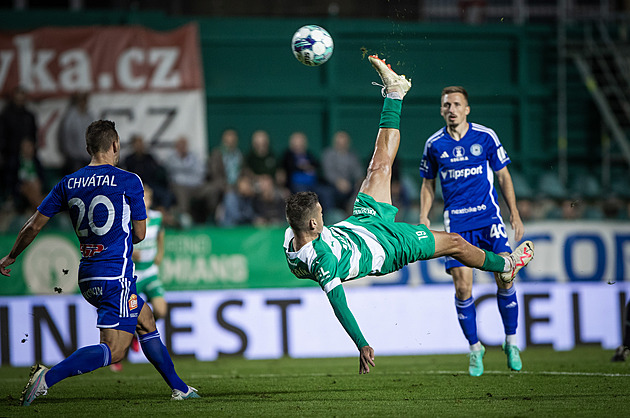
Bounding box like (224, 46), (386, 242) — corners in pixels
(481, 249), (506, 272)
(379, 98), (402, 129)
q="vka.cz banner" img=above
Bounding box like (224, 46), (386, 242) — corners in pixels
(0, 23), (207, 166)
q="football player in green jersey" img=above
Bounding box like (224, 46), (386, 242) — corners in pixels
(111, 185), (166, 372)
(133, 185), (167, 319)
(283, 55), (534, 374)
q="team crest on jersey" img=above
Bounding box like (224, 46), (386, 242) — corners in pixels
(450, 146), (468, 162)
(128, 294), (138, 310)
(470, 144), (483, 156)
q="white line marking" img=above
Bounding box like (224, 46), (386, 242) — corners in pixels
(188, 370), (630, 379)
(4, 369), (629, 385)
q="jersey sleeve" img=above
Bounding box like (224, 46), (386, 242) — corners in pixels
(419, 140), (437, 180)
(326, 285), (369, 349)
(127, 173), (147, 221)
(37, 179), (67, 218)
(485, 129), (511, 172)
(313, 254), (369, 349)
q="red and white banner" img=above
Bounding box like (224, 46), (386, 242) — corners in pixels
(0, 24), (206, 166)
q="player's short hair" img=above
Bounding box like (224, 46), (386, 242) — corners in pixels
(286, 191), (319, 232)
(85, 120), (118, 156)
(441, 86), (469, 104)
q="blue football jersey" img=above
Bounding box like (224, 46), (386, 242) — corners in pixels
(38, 165), (146, 282)
(419, 123), (510, 233)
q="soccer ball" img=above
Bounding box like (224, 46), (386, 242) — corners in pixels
(291, 25), (334, 66)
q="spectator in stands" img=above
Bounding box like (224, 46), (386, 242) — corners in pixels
(321, 130), (364, 213)
(122, 134), (174, 216)
(15, 138), (45, 214)
(217, 175), (256, 226)
(165, 136), (210, 226)
(207, 128), (245, 223)
(0, 86), (38, 204)
(210, 128), (243, 190)
(280, 131), (334, 212)
(244, 129), (279, 180)
(58, 92), (94, 175)
(252, 174), (287, 226)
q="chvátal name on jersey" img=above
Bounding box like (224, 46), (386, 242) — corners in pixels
(440, 165), (483, 180)
(67, 175), (118, 189)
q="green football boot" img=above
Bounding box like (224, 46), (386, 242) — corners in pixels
(503, 343), (523, 371)
(468, 345), (485, 377)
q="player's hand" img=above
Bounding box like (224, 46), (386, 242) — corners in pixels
(359, 345), (375, 374)
(419, 215), (431, 228)
(511, 213), (524, 242)
(0, 255), (15, 277)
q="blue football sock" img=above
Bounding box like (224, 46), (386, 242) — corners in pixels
(497, 285), (519, 336)
(139, 330), (187, 392)
(45, 343), (111, 388)
(455, 296), (479, 345)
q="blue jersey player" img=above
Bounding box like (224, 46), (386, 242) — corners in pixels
(0, 120), (200, 405)
(419, 86), (525, 376)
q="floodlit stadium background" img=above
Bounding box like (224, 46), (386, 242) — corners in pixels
(1, 1), (629, 367)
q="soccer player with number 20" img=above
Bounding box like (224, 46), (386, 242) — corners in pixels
(0, 120), (199, 406)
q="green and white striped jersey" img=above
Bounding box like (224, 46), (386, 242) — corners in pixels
(284, 214), (435, 294)
(134, 208), (163, 271)
(283, 193), (435, 349)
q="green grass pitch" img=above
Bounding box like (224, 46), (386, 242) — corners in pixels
(1, 347), (628, 416)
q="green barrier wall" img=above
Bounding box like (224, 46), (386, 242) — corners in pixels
(0, 9), (600, 184)
(0, 227), (316, 296)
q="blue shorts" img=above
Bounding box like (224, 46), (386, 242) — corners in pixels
(79, 278), (145, 334)
(445, 223), (512, 272)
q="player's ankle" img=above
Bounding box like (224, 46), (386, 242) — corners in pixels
(505, 334), (517, 346)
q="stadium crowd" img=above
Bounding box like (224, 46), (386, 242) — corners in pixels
(1, 90), (630, 233)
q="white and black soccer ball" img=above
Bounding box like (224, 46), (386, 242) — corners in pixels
(291, 25), (334, 66)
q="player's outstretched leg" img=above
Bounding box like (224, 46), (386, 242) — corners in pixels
(358, 56), (412, 204)
(137, 330), (201, 400)
(21, 342), (113, 406)
(135, 305), (200, 400)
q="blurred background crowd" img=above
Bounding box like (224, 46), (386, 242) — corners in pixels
(1, 84), (629, 234)
(1, 0), (630, 233)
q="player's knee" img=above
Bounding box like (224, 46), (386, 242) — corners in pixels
(454, 282), (473, 299)
(136, 305), (157, 333)
(152, 301), (167, 320)
(448, 233), (468, 257)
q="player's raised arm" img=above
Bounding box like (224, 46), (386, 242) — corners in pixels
(325, 284), (375, 373)
(0, 211), (50, 277)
